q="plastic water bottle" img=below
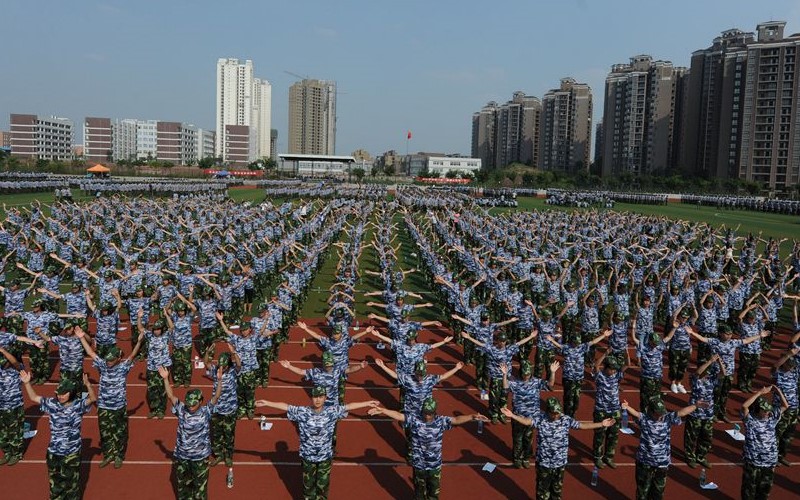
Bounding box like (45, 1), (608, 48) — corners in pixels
(301, 338), (306, 348)
(226, 467), (234, 488)
(193, 356), (199, 369)
(699, 468), (706, 487)
(477, 419), (484, 434)
(621, 408), (629, 430)
(354, 320), (360, 331)
(591, 465), (599, 487)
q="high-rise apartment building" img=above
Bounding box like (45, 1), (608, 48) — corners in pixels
(683, 29), (753, 180)
(540, 78), (593, 172)
(601, 56), (687, 176)
(215, 58), (271, 162)
(84, 117), (113, 162)
(495, 92), (541, 168)
(288, 79), (337, 155)
(738, 22), (800, 192)
(471, 92), (540, 170)
(9, 114), (73, 161)
(471, 102), (498, 169)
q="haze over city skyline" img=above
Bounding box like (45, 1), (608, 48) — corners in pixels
(2, 0), (799, 158)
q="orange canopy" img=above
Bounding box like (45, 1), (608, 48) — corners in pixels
(87, 164), (110, 173)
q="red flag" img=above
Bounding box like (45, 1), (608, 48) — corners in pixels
(407, 131), (412, 140)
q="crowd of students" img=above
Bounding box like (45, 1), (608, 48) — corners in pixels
(0, 186), (798, 499)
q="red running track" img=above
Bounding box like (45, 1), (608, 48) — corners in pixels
(1, 319), (798, 499)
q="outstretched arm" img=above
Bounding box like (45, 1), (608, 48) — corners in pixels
(677, 400), (708, 418)
(296, 321), (325, 341)
(578, 418), (616, 430)
(19, 370), (42, 405)
(367, 406), (405, 422)
(500, 406), (532, 426)
(374, 359), (398, 379)
(279, 360), (307, 377)
(255, 400), (291, 412)
(344, 400), (380, 412)
(439, 362), (464, 382)
(451, 413), (489, 426)
(430, 335), (454, 350)
(621, 399), (641, 419)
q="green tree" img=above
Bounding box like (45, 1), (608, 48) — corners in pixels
(352, 167), (365, 183)
(383, 164), (395, 176)
(371, 165), (381, 177)
(445, 170), (459, 179)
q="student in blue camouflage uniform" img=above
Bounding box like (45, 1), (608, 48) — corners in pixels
(39, 320), (85, 391)
(251, 302), (281, 388)
(76, 326), (144, 468)
(297, 321), (372, 405)
(461, 328), (537, 422)
(683, 354), (719, 468)
(1, 277), (36, 315)
(740, 385), (788, 500)
(500, 360), (557, 468)
(547, 329), (611, 417)
(21, 299), (59, 384)
(160, 365), (223, 500)
(622, 397), (708, 500)
(369, 397), (488, 500)
(0, 347), (24, 466)
(668, 306), (696, 394)
(204, 351), (241, 467)
(374, 357), (463, 463)
(502, 397), (615, 500)
(737, 305), (768, 393)
(530, 304), (569, 380)
(165, 294), (196, 387)
(138, 311), (172, 418)
(590, 352), (627, 469)
(217, 313), (261, 419)
(689, 323), (767, 422)
(20, 369), (96, 500)
(256, 387), (379, 500)
(282, 352), (370, 409)
(86, 290), (123, 360)
(771, 348), (799, 466)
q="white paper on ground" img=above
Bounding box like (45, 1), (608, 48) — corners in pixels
(620, 427), (635, 435)
(230, 325), (240, 330)
(481, 463), (496, 473)
(24, 430), (37, 439)
(194, 361), (205, 369)
(118, 327), (127, 331)
(376, 343), (385, 350)
(725, 429), (745, 441)
(260, 422), (273, 431)
(480, 392), (489, 401)
(701, 482), (719, 490)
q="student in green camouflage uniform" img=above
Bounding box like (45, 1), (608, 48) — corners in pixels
(76, 326), (144, 468)
(160, 366), (223, 500)
(369, 398), (488, 500)
(138, 312), (171, 419)
(0, 347), (24, 466)
(20, 370), (96, 500)
(256, 386), (379, 499)
(741, 386), (788, 500)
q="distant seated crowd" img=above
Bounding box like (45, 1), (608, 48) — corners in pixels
(681, 194), (800, 215)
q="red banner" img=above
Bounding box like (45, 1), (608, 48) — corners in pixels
(203, 169), (264, 177)
(415, 177), (471, 184)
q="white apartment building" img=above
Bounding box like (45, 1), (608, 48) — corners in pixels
(9, 114), (73, 160)
(216, 58), (272, 163)
(136, 120), (158, 159)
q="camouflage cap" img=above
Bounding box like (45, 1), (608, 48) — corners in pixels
(519, 360), (532, 377)
(422, 397), (437, 415)
(604, 356), (622, 371)
(218, 352), (232, 368)
(104, 346), (123, 362)
(650, 399), (667, 416)
(311, 385), (327, 398)
(55, 379), (77, 395)
(757, 397), (773, 414)
(185, 389), (203, 407)
(414, 360), (427, 375)
(545, 397), (562, 414)
(321, 351), (335, 366)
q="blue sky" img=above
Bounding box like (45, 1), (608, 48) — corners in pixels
(2, 0), (799, 158)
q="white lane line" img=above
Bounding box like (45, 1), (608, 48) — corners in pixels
(11, 460), (785, 467)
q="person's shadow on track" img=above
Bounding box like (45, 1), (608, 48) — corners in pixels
(154, 439), (179, 499)
(359, 447), (414, 498)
